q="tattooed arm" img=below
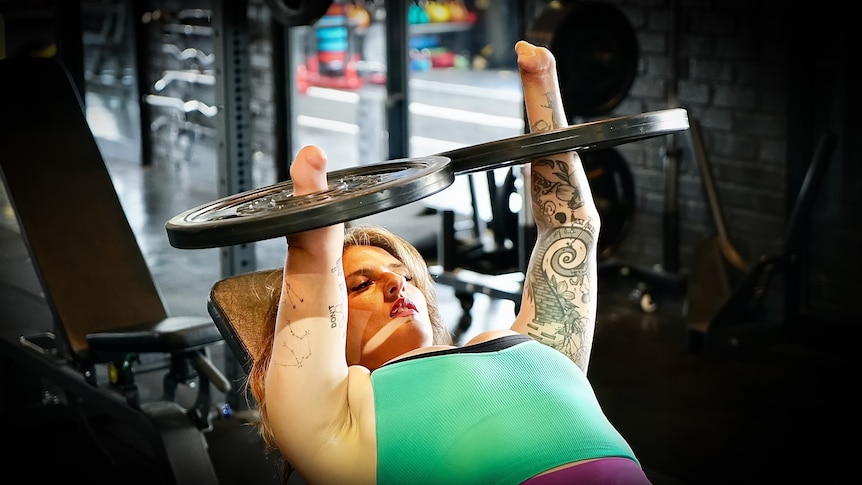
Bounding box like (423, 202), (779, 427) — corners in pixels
(264, 146), (376, 484)
(509, 41), (601, 374)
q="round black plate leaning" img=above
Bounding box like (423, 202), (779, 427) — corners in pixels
(166, 156), (454, 249)
(440, 108), (689, 175)
(166, 108), (690, 249)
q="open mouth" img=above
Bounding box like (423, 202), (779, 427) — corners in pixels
(390, 297), (418, 318)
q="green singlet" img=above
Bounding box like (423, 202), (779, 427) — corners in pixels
(371, 335), (638, 485)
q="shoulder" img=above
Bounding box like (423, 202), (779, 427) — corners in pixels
(464, 328), (522, 346)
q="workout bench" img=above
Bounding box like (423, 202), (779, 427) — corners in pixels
(0, 56), (228, 484)
(208, 268), (282, 374)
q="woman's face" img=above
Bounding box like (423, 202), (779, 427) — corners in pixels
(343, 245), (433, 370)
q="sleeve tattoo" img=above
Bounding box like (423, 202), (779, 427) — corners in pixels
(524, 157), (598, 368)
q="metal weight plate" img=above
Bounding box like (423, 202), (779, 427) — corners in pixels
(440, 108), (689, 176)
(166, 108), (689, 249)
(166, 157), (454, 249)
(581, 147), (636, 259)
(527, 1), (639, 117)
(266, 0), (332, 27)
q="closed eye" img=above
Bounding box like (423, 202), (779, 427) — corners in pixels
(350, 279), (372, 292)
(348, 274), (412, 293)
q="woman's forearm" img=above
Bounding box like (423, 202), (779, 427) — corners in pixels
(265, 147), (357, 466)
(279, 224), (348, 369)
(511, 41), (601, 373)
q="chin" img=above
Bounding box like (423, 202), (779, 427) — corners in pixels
(361, 322), (431, 369)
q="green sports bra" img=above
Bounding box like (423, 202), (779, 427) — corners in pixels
(371, 335), (638, 485)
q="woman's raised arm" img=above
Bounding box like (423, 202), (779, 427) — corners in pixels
(264, 145), (376, 484)
(510, 41), (602, 373)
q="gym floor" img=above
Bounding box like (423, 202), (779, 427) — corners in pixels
(1, 95), (853, 485)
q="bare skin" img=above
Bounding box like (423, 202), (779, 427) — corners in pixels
(343, 244), (434, 370)
(264, 41), (601, 484)
(509, 40), (600, 372)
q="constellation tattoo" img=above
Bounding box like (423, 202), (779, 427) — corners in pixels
(277, 319), (311, 368)
(282, 282), (304, 309)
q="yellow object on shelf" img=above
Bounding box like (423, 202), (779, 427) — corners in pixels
(426, 1), (451, 23)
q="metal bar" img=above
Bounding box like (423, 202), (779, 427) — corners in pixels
(212, 0), (256, 412)
(212, 0), (256, 277)
(385, 0), (408, 159)
(271, 17), (293, 182)
(132, 0), (153, 165)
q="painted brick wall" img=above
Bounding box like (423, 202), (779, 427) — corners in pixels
(591, 0), (857, 328)
(602, 0), (790, 269)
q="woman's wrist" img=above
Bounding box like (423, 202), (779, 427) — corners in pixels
(286, 224), (345, 265)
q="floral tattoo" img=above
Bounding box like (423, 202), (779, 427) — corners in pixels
(525, 155), (596, 368)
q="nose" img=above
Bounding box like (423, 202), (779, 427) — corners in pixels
(383, 272), (406, 300)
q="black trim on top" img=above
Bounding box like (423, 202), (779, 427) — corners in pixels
(382, 334), (532, 367)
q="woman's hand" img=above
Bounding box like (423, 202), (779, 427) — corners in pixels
(285, 145), (343, 255)
(291, 145), (329, 195)
(515, 40), (567, 132)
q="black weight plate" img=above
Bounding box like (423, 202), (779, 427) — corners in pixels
(167, 109), (689, 249)
(581, 148), (636, 259)
(166, 156), (453, 249)
(528, 1), (639, 117)
(440, 108), (689, 176)
(266, 0), (332, 27)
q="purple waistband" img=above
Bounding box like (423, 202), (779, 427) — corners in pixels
(521, 457), (652, 485)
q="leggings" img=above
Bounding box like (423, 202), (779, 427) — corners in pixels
(521, 457), (653, 485)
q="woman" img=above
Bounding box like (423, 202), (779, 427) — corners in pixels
(248, 41), (650, 484)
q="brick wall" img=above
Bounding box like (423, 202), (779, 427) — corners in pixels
(604, 0), (789, 266)
(597, 0), (857, 328)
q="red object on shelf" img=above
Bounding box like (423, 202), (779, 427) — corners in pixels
(296, 53), (363, 94)
(430, 51), (456, 68)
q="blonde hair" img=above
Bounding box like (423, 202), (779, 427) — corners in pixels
(247, 225), (451, 462)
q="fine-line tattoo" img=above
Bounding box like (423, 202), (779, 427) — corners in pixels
(328, 303), (344, 329)
(530, 92), (563, 132)
(531, 119), (553, 133)
(278, 318), (311, 368)
(283, 282), (304, 309)
(331, 259), (346, 333)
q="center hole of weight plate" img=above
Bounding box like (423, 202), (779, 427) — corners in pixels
(234, 179), (357, 216)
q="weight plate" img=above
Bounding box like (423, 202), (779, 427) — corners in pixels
(266, 0), (332, 27)
(166, 156), (454, 249)
(441, 108), (689, 175)
(581, 147), (636, 258)
(166, 109), (689, 249)
(528, 1), (639, 117)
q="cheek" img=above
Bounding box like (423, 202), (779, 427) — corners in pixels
(407, 287), (430, 316)
(345, 307), (372, 364)
(348, 290), (376, 314)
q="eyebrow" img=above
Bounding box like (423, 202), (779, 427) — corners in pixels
(345, 261), (406, 280)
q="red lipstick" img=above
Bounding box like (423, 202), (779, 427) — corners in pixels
(390, 297), (418, 318)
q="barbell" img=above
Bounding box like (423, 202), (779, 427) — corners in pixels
(166, 108), (689, 249)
